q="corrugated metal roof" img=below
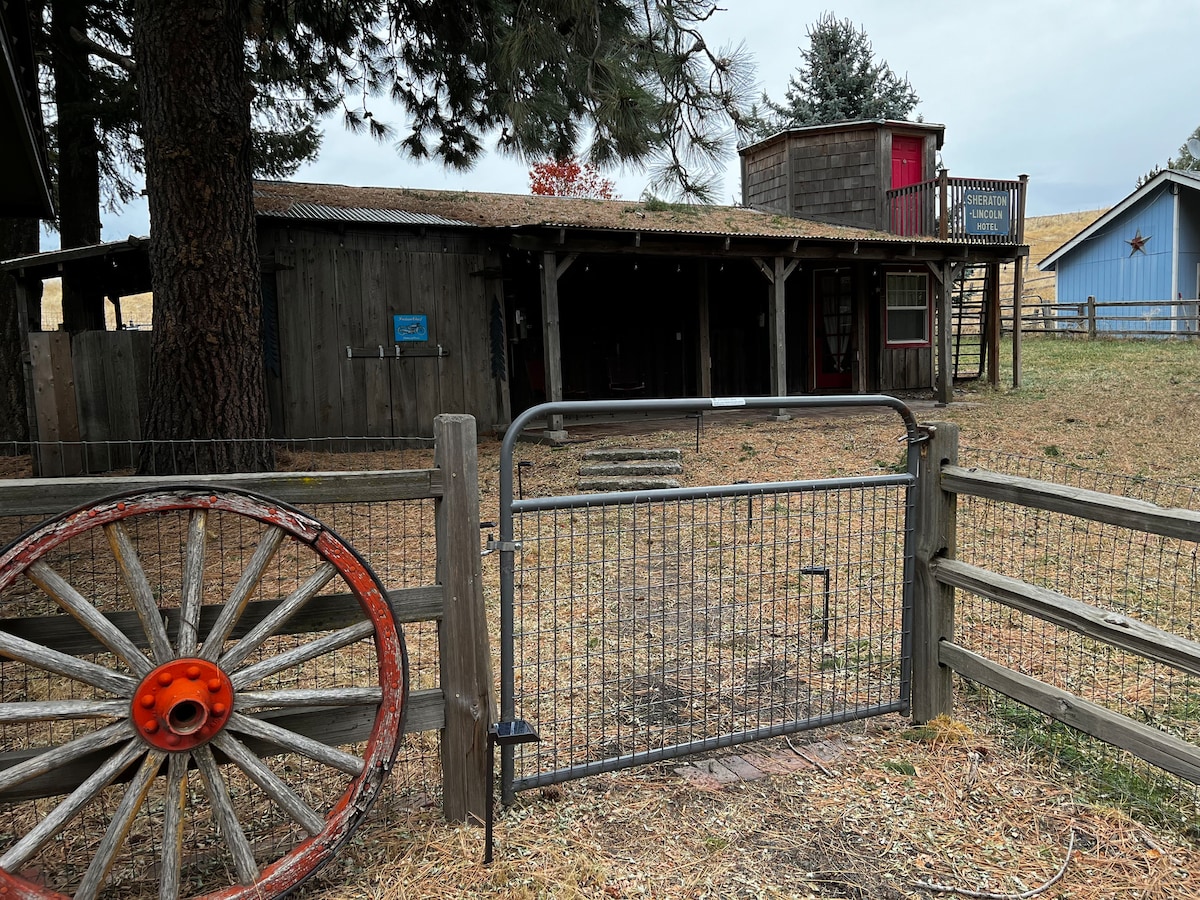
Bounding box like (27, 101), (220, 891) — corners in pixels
(259, 201), (475, 229)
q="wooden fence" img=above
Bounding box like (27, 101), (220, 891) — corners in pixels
(913, 422), (1200, 783)
(1005, 296), (1200, 338)
(0, 413), (494, 823)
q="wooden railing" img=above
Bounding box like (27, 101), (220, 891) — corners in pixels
(888, 171), (1027, 245)
(913, 423), (1200, 783)
(1006, 296), (1200, 338)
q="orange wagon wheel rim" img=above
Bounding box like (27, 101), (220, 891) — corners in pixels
(0, 487), (407, 900)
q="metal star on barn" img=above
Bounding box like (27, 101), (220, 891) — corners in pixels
(1127, 228), (1151, 255)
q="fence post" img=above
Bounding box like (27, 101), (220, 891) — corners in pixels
(912, 421), (958, 723)
(434, 413), (495, 823)
(1087, 296), (1097, 340)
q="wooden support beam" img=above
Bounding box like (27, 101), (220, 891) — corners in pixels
(435, 414), (495, 823)
(986, 261), (1001, 387)
(935, 262), (953, 405)
(768, 257), (789, 419)
(1012, 255), (1025, 388)
(911, 422), (958, 723)
(539, 250), (566, 437)
(696, 263), (712, 397)
(556, 252), (578, 280)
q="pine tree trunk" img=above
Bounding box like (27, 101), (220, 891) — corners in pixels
(133, 0), (271, 474)
(50, 0), (105, 332)
(0, 219), (39, 444)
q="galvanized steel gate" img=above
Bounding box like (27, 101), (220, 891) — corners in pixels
(498, 397), (923, 799)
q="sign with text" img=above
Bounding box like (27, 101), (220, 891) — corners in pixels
(963, 190), (1011, 236)
(393, 314), (428, 342)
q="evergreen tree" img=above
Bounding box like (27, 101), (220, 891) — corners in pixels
(750, 12), (918, 139)
(1137, 125), (1200, 188)
(132, 0), (754, 472)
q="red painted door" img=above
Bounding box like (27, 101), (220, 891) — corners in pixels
(890, 135), (925, 235)
(812, 270), (853, 390)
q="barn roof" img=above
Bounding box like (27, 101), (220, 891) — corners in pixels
(1038, 169), (1200, 271)
(252, 179), (920, 245)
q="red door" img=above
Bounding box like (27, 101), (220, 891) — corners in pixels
(812, 270), (853, 390)
(890, 135), (925, 235)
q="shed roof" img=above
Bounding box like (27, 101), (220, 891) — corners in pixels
(1038, 169), (1200, 271)
(738, 118), (946, 156)
(252, 179), (919, 245)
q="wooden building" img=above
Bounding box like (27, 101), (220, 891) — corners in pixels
(1039, 169), (1200, 333)
(4, 120), (1029, 448)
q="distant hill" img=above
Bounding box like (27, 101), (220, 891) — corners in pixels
(1013, 209), (1107, 305)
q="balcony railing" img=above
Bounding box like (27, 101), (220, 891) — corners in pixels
(887, 171), (1027, 245)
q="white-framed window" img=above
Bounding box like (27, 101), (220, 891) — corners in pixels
(885, 271), (931, 346)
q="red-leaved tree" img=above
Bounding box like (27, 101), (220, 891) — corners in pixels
(529, 158), (618, 199)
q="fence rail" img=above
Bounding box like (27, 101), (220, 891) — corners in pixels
(1005, 296), (1200, 338)
(915, 423), (1200, 790)
(0, 415), (493, 829)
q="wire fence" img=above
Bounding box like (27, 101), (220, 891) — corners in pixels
(507, 478), (913, 791)
(956, 445), (1200, 829)
(0, 441), (446, 896)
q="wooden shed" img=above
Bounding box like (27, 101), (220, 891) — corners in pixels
(4, 120), (1029, 452)
(1038, 169), (1200, 334)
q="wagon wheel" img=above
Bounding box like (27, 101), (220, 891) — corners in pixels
(0, 488), (408, 899)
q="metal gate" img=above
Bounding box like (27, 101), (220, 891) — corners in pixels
(498, 397), (923, 798)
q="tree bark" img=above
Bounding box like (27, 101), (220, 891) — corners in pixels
(50, 0), (105, 332)
(0, 220), (40, 444)
(133, 0), (271, 473)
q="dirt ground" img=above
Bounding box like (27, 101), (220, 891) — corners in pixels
(293, 336), (1200, 900)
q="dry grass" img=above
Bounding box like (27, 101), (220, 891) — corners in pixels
(38, 278), (153, 331)
(997, 208), (1107, 308)
(286, 336), (1200, 900)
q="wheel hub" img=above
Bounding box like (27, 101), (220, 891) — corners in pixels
(131, 658), (234, 750)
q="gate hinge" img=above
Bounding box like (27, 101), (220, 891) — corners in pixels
(486, 539), (522, 552)
(900, 425), (935, 444)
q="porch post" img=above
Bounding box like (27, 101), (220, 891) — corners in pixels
(986, 261), (1001, 387)
(696, 262), (712, 397)
(935, 262), (953, 405)
(756, 256), (797, 420)
(1011, 255), (1024, 389)
(539, 250), (567, 439)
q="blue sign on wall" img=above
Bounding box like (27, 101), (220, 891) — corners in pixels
(963, 190), (1011, 236)
(393, 314), (428, 342)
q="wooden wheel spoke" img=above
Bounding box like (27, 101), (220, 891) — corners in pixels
(177, 510), (208, 656)
(0, 627), (138, 695)
(0, 698), (127, 723)
(212, 733), (325, 836)
(0, 739), (145, 872)
(0, 720), (133, 794)
(235, 687), (383, 710)
(200, 526), (286, 661)
(193, 744), (259, 885)
(159, 752), (189, 900)
(25, 561), (151, 677)
(226, 712), (365, 776)
(73, 749), (166, 900)
(219, 563), (338, 671)
(231, 619), (375, 689)
(104, 522), (174, 665)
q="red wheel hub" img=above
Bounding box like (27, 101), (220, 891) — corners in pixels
(131, 658), (234, 750)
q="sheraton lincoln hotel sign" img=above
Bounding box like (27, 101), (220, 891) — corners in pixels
(962, 189), (1011, 236)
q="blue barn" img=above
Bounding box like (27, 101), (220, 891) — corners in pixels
(1039, 169), (1200, 335)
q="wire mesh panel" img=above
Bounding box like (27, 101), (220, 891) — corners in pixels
(498, 397), (922, 795)
(954, 446), (1200, 827)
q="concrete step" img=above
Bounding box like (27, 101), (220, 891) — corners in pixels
(578, 461), (684, 477)
(577, 477), (681, 492)
(582, 448), (682, 463)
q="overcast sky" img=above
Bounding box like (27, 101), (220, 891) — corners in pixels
(95, 0), (1200, 242)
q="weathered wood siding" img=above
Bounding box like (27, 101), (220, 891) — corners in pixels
(259, 226), (506, 440)
(789, 128), (882, 229)
(742, 138), (791, 214)
(878, 344), (933, 391)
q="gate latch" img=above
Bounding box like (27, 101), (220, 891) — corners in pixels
(485, 539), (522, 553)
